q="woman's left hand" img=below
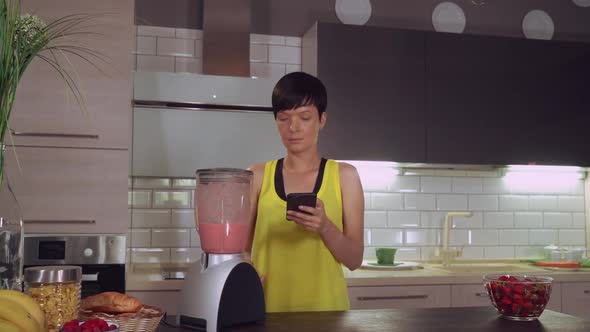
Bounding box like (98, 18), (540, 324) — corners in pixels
(287, 198), (332, 234)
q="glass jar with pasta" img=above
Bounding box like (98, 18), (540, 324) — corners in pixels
(24, 266), (82, 332)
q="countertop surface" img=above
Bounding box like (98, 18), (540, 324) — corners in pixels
(127, 261), (590, 291)
(156, 307), (590, 332)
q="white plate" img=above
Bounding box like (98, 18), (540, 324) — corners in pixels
(432, 2), (466, 34)
(522, 10), (554, 40)
(335, 0), (372, 25)
(572, 0), (590, 7)
(360, 261), (423, 271)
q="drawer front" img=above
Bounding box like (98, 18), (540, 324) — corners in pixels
(348, 285), (450, 309)
(562, 282), (590, 319)
(5, 146), (128, 234)
(451, 284), (491, 307)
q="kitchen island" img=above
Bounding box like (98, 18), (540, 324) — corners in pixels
(157, 307), (590, 332)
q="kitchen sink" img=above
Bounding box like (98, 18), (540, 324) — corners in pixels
(428, 263), (544, 273)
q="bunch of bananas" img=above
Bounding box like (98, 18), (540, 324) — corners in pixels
(0, 290), (47, 332)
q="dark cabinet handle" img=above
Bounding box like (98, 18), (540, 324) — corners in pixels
(10, 129), (99, 139)
(584, 290), (590, 294)
(475, 292), (489, 297)
(23, 219), (96, 224)
(358, 295), (428, 301)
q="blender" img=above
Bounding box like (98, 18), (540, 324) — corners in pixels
(177, 168), (265, 332)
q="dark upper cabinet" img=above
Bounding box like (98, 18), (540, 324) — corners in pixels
(425, 32), (590, 166)
(309, 23), (426, 162)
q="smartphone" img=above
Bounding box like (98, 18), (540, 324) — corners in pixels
(286, 192), (317, 217)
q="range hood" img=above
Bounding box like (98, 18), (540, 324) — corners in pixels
(133, 71), (276, 112)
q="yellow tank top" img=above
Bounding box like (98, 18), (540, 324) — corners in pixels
(252, 158), (350, 313)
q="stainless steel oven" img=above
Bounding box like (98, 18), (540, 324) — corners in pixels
(23, 235), (126, 298)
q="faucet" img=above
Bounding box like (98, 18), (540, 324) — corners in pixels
(438, 211), (473, 266)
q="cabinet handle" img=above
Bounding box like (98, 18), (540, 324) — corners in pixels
(82, 273), (99, 281)
(10, 129), (99, 139)
(584, 290), (590, 294)
(357, 295), (428, 301)
(475, 292), (489, 297)
(23, 219), (96, 224)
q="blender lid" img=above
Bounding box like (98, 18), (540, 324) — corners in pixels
(196, 168), (253, 182)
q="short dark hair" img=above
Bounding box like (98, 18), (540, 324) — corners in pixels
(271, 72), (327, 118)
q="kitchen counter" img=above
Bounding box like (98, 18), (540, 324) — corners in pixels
(156, 307), (590, 332)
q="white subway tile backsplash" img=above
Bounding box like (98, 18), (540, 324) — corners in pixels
(250, 44), (268, 62)
(365, 211), (387, 228)
(451, 212), (483, 229)
(387, 211), (420, 228)
(390, 176), (420, 193)
(484, 246), (515, 259)
(573, 213), (586, 228)
(528, 196), (557, 211)
(395, 247), (421, 261)
(136, 36), (157, 55)
(285, 37), (302, 47)
(171, 248), (203, 263)
(132, 209), (171, 228)
(449, 230), (468, 246)
(250, 62), (286, 79)
(172, 210), (195, 228)
(173, 179), (196, 188)
(405, 230), (437, 245)
(269, 45), (301, 64)
(559, 230), (586, 246)
(484, 212), (514, 228)
(452, 177), (483, 194)
(558, 196), (585, 212)
(151, 228), (191, 247)
(436, 194), (468, 211)
(130, 248), (170, 263)
(529, 229), (558, 246)
(514, 212), (543, 228)
(251, 33), (286, 45)
(370, 229), (403, 246)
(175, 28), (203, 39)
(363, 246), (378, 260)
(498, 229), (529, 245)
(133, 177), (171, 189)
(175, 57), (202, 74)
(372, 193), (403, 210)
(405, 194), (436, 210)
(128, 190), (151, 208)
(543, 212), (573, 228)
(456, 247), (484, 260)
(483, 178), (509, 194)
(420, 212), (446, 228)
(499, 195), (528, 211)
(137, 25), (175, 37)
(515, 246), (543, 259)
(364, 193), (371, 209)
(285, 64), (302, 73)
(420, 177), (451, 193)
(468, 195), (498, 211)
(129, 229), (151, 247)
(137, 55), (174, 72)
(153, 191), (192, 208)
(190, 228), (201, 247)
(469, 230), (499, 246)
(195, 40), (203, 57)
(157, 37), (194, 57)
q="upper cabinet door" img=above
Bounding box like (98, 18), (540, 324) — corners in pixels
(8, 0), (134, 150)
(426, 32), (590, 166)
(311, 23), (426, 162)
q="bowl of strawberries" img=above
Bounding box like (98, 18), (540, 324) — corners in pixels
(61, 319), (119, 332)
(484, 274), (553, 321)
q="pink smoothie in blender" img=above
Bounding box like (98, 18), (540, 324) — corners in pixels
(195, 169), (252, 254)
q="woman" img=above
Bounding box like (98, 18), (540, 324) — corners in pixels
(246, 72), (365, 313)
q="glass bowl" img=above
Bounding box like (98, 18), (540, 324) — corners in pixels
(60, 319), (120, 332)
(483, 274), (553, 321)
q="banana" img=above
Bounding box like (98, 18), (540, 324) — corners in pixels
(0, 290), (46, 331)
(0, 319), (22, 332)
(0, 297), (40, 332)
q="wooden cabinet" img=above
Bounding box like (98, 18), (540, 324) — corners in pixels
(561, 282), (590, 319)
(305, 23), (426, 163)
(425, 32), (590, 166)
(9, 0), (133, 149)
(348, 285), (450, 309)
(4, 146), (129, 234)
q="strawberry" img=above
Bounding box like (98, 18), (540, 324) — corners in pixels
(522, 302), (533, 311)
(513, 283), (525, 295)
(499, 275), (509, 281)
(508, 276), (518, 282)
(502, 286), (512, 296)
(511, 303), (520, 313)
(513, 293), (524, 305)
(501, 297), (512, 306)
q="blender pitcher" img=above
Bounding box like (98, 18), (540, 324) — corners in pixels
(195, 168), (252, 254)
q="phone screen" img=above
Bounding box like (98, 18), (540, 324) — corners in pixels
(286, 192), (317, 216)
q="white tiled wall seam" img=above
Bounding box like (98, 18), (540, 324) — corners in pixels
(129, 170), (587, 264)
(134, 26), (302, 78)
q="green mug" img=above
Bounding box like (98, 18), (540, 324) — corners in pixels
(376, 248), (397, 265)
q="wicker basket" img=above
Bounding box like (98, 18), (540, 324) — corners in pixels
(79, 305), (163, 332)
